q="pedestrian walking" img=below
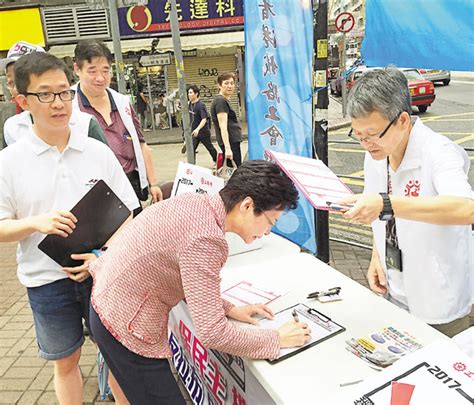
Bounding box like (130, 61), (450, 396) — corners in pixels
(188, 84), (217, 164)
(211, 71), (242, 167)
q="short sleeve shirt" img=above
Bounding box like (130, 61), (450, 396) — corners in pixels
(0, 127), (139, 287)
(189, 100), (210, 136)
(210, 95), (242, 145)
(77, 85), (145, 174)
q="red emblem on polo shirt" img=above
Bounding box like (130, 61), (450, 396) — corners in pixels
(125, 106), (132, 116)
(404, 180), (420, 197)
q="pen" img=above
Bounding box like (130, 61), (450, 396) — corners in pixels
(292, 309), (299, 323)
(340, 379), (364, 387)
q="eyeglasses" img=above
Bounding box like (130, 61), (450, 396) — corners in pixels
(262, 211), (278, 228)
(25, 90), (76, 103)
(348, 112), (402, 144)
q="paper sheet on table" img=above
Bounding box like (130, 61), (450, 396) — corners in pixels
(221, 281), (285, 307)
(243, 303), (345, 363)
(265, 149), (353, 211)
(336, 340), (474, 404)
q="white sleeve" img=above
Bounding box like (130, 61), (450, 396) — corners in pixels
(0, 154), (16, 220)
(431, 143), (472, 198)
(102, 146), (140, 212)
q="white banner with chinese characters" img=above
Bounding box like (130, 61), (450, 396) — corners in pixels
(171, 161), (224, 197)
(244, 0), (316, 253)
(168, 301), (275, 405)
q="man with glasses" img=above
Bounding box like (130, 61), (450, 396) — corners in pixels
(338, 67), (473, 337)
(0, 52), (139, 404)
(1, 42), (107, 148)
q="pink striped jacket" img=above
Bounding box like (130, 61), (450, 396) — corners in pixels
(90, 193), (280, 359)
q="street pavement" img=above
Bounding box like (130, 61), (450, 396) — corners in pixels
(0, 99), (470, 404)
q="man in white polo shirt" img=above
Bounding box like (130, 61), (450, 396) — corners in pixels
(0, 52), (138, 403)
(339, 67), (473, 338)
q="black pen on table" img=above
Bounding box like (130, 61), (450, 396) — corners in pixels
(292, 309), (299, 323)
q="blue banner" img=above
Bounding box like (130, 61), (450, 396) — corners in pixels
(118, 0), (243, 37)
(244, 0), (316, 253)
(362, 0), (474, 71)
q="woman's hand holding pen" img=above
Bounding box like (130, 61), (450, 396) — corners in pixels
(278, 320), (311, 348)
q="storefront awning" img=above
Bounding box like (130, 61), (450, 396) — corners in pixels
(155, 31), (244, 52)
(48, 38), (154, 58)
(47, 31), (244, 58)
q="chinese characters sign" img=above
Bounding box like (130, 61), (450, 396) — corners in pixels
(245, 0), (316, 253)
(118, 0), (243, 37)
(168, 301), (275, 404)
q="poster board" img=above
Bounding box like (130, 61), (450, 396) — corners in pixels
(171, 161), (224, 197)
(265, 149), (353, 211)
(337, 340), (474, 404)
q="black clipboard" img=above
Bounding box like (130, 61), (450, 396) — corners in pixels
(262, 303), (346, 364)
(38, 180), (130, 267)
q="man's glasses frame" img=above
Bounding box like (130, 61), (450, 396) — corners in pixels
(262, 211), (277, 227)
(348, 111), (402, 144)
(25, 89), (76, 104)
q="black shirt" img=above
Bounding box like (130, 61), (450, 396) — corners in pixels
(189, 99), (210, 137)
(210, 95), (242, 145)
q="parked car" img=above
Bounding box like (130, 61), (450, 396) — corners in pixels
(342, 66), (435, 113)
(401, 68), (436, 113)
(418, 69), (451, 85)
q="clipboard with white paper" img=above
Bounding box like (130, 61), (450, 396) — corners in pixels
(265, 149), (354, 211)
(260, 303), (345, 364)
(38, 180), (130, 267)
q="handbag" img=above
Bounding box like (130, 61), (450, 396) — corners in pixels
(126, 170), (149, 201)
(215, 159), (237, 183)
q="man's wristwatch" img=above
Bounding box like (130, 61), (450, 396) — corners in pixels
(379, 192), (394, 221)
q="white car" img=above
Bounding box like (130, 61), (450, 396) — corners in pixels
(418, 69), (451, 85)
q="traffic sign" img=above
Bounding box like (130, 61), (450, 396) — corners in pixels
(139, 53), (172, 67)
(335, 12), (355, 33)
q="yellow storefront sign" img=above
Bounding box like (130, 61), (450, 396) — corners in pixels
(0, 8), (45, 51)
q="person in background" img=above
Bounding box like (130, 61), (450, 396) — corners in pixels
(156, 93), (169, 129)
(136, 82), (150, 131)
(0, 52), (139, 405)
(211, 71), (242, 167)
(89, 160), (311, 404)
(0, 41), (46, 115)
(339, 67), (473, 338)
(188, 84), (217, 164)
(72, 39), (162, 215)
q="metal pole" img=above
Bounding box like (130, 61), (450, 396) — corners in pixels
(341, 33), (347, 117)
(108, 0), (126, 94)
(169, 0), (194, 164)
(314, 0), (330, 264)
(164, 65), (172, 130)
(146, 69), (155, 130)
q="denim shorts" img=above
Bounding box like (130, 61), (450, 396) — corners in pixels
(27, 277), (93, 361)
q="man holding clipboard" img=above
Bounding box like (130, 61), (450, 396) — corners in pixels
(0, 53), (138, 404)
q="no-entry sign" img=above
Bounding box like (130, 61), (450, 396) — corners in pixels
(335, 12), (355, 33)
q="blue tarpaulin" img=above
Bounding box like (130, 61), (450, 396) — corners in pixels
(362, 0), (474, 71)
(244, 0), (316, 253)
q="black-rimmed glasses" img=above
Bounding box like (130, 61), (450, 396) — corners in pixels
(25, 89), (76, 103)
(348, 111), (402, 144)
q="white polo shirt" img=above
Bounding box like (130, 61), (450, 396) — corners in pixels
(0, 125), (139, 288)
(364, 117), (472, 324)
